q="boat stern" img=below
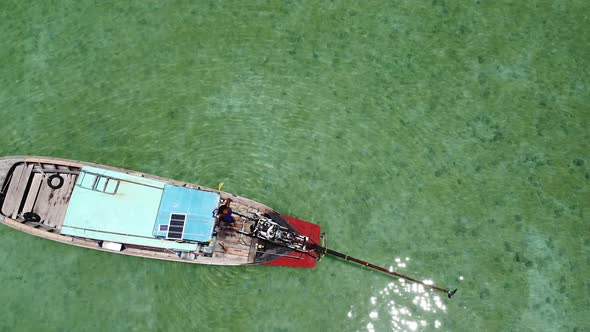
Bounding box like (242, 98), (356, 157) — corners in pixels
(262, 215), (322, 268)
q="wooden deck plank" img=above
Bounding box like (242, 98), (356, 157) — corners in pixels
(41, 163), (56, 171)
(8, 164), (33, 219)
(21, 173), (43, 213)
(1, 164), (24, 216)
(214, 218), (255, 263)
(44, 176), (64, 226)
(33, 174), (77, 227)
(223, 247), (250, 257)
(48, 174), (77, 228)
(32, 178), (53, 224)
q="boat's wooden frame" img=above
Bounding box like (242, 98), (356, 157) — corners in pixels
(0, 156), (312, 266)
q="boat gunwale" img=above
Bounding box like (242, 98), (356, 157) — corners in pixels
(1, 215), (251, 265)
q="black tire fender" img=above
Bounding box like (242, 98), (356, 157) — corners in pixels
(23, 212), (41, 223)
(47, 174), (64, 189)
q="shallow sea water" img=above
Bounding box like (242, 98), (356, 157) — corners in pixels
(0, 1), (588, 331)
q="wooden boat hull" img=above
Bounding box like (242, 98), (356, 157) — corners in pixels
(0, 156), (321, 268)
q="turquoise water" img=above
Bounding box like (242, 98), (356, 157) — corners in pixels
(1, 1), (588, 331)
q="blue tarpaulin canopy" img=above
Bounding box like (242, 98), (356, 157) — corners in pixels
(153, 185), (220, 242)
(61, 166), (199, 251)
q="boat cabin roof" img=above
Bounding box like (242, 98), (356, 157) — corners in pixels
(60, 166), (219, 251)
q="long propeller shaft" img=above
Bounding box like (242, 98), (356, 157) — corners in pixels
(314, 246), (457, 298)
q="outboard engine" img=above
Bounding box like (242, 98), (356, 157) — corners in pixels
(248, 214), (309, 252)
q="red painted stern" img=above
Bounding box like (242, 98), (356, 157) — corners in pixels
(262, 215), (321, 268)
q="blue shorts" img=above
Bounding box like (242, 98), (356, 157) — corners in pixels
(222, 208), (235, 223)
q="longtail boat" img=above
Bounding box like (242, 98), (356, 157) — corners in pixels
(0, 156), (456, 298)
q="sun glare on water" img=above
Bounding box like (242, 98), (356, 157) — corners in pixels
(346, 257), (453, 331)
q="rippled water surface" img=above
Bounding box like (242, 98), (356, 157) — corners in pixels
(1, 1), (588, 331)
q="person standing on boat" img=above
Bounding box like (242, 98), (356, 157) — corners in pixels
(217, 198), (237, 226)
